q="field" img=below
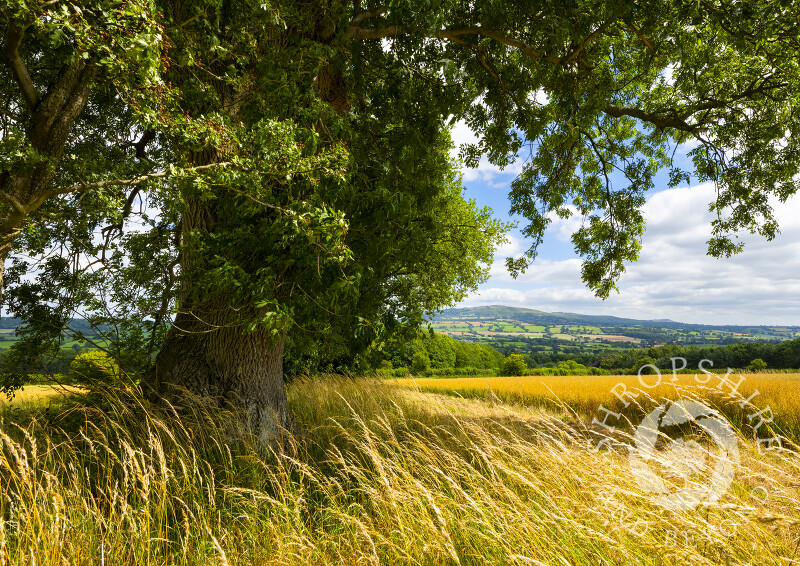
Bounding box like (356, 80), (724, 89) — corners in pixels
(0, 385), (83, 408)
(0, 377), (798, 564)
(392, 372), (800, 439)
(430, 306), (800, 363)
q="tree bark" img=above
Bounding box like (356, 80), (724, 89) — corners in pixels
(154, 307), (293, 448)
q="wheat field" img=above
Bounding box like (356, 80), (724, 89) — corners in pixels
(0, 377), (797, 564)
(0, 385), (84, 409)
(394, 372), (800, 439)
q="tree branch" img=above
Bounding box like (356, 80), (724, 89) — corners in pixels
(438, 28), (562, 65)
(49, 162), (233, 198)
(603, 104), (703, 133)
(604, 76), (787, 134)
(346, 23), (401, 40)
(348, 7), (387, 27)
(563, 16), (620, 65)
(345, 20), (562, 65)
(1, 192), (28, 216)
(623, 19), (654, 52)
(2, 22), (40, 108)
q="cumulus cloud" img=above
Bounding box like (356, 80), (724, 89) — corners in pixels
(463, 183), (800, 325)
(449, 120), (523, 185)
(494, 234), (524, 257)
(547, 206), (584, 242)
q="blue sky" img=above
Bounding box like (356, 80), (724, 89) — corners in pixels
(450, 122), (800, 326)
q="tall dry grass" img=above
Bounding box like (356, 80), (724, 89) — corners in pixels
(0, 376), (797, 565)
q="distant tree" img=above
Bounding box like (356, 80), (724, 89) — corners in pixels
(637, 356), (657, 374)
(557, 360), (588, 374)
(502, 354), (527, 377)
(411, 351), (431, 375)
(424, 333), (457, 369)
(747, 358), (767, 372)
(69, 351), (120, 387)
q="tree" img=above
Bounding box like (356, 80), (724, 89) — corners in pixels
(411, 350), (431, 375)
(69, 350), (120, 387)
(502, 354), (527, 377)
(746, 358), (767, 372)
(3, 1), (800, 444)
(423, 333), (457, 369)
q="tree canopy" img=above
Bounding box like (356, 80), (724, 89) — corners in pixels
(2, 0), (799, 438)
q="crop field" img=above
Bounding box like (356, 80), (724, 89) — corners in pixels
(392, 372), (800, 439)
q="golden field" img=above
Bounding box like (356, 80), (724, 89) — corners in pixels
(391, 372), (800, 438)
(0, 385), (83, 408)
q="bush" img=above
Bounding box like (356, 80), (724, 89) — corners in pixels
(392, 367), (412, 378)
(69, 351), (120, 386)
(747, 358), (768, 372)
(502, 354), (527, 376)
(588, 367), (611, 375)
(418, 367), (490, 378)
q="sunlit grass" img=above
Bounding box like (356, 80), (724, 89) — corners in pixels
(0, 385), (83, 409)
(0, 376), (797, 564)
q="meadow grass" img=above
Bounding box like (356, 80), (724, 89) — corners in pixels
(0, 377), (797, 564)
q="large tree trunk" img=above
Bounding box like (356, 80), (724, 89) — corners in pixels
(151, 150), (293, 447)
(149, 0), (348, 448)
(154, 307), (292, 448)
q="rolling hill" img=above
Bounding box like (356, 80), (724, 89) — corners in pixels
(430, 305), (800, 359)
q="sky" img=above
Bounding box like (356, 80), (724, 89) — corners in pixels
(449, 122), (800, 326)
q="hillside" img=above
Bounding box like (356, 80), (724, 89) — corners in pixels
(430, 305), (800, 361)
(0, 318), (110, 353)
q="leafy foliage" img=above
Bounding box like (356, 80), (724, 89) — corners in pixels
(366, 330), (504, 375)
(410, 350), (431, 375)
(599, 338), (800, 372)
(502, 354), (528, 377)
(69, 350), (120, 386)
(3, 0), (800, 393)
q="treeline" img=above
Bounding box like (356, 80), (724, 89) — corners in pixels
(597, 338), (800, 372)
(375, 331), (800, 378)
(0, 347), (79, 377)
(6, 324), (798, 386)
(366, 332), (505, 377)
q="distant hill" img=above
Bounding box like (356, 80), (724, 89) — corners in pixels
(0, 318), (23, 330)
(434, 305), (796, 334)
(429, 305), (800, 359)
(436, 305), (669, 327)
(0, 317), (109, 334)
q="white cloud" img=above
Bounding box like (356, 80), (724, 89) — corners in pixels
(449, 119), (479, 150)
(464, 183), (800, 325)
(494, 234), (524, 257)
(547, 206), (584, 242)
(487, 258), (582, 285)
(449, 120), (523, 185)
